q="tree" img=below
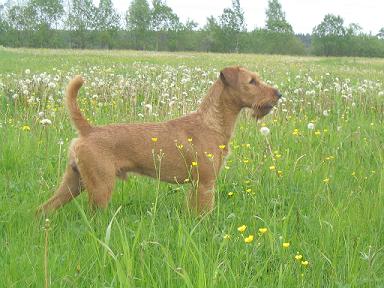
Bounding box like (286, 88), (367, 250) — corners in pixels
(95, 0), (120, 48)
(203, 0), (245, 52)
(377, 27), (384, 39)
(126, 0), (151, 49)
(150, 0), (180, 50)
(67, 0), (97, 48)
(219, 0), (246, 52)
(265, 0), (293, 33)
(312, 14), (346, 56)
(347, 23), (362, 36)
(26, 0), (64, 47)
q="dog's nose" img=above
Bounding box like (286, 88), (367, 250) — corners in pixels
(276, 91), (283, 99)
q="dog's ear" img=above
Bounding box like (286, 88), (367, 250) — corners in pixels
(220, 67), (240, 87)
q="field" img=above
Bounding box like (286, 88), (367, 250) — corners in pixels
(1, 47), (384, 287)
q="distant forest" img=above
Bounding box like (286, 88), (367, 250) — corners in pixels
(1, 0), (384, 57)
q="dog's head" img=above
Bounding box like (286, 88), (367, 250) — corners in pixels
(220, 66), (281, 119)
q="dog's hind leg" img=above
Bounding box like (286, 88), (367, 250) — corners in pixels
(75, 148), (116, 209)
(37, 165), (82, 214)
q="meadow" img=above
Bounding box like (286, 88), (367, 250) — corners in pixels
(0, 47), (383, 287)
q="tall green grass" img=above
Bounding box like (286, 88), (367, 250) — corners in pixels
(0, 48), (383, 287)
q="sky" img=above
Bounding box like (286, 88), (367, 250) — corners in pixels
(107, 0), (383, 34)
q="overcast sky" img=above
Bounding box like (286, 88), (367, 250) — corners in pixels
(107, 0), (383, 34)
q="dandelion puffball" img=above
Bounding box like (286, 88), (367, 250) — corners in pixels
(260, 127), (270, 136)
(307, 122), (315, 130)
(40, 119), (52, 126)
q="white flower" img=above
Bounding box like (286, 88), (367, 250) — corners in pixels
(38, 111), (45, 118)
(12, 94), (18, 99)
(40, 118), (52, 125)
(323, 110), (329, 116)
(23, 90), (29, 96)
(25, 69), (30, 74)
(307, 122), (315, 130)
(144, 104), (153, 113)
(260, 126), (270, 136)
(48, 82), (56, 89)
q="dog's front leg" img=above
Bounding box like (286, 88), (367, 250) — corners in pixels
(188, 181), (215, 215)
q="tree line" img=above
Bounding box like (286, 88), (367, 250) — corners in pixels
(0, 0), (383, 57)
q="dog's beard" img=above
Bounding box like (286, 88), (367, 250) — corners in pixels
(251, 103), (274, 120)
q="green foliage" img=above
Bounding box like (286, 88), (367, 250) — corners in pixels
(0, 1), (384, 57)
(265, 0), (293, 34)
(312, 14), (384, 57)
(126, 0), (151, 49)
(241, 29), (305, 55)
(203, 0), (246, 53)
(67, 0), (97, 48)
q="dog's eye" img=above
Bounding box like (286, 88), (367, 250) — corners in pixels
(249, 79), (257, 85)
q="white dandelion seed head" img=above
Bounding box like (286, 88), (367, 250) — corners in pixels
(260, 126), (270, 136)
(48, 82), (56, 89)
(25, 69), (30, 75)
(38, 111), (45, 118)
(40, 118), (52, 126)
(323, 110), (329, 116)
(307, 122), (315, 130)
(144, 104), (153, 113)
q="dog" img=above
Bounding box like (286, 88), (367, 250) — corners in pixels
(37, 66), (281, 215)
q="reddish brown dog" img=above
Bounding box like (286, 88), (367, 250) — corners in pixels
(37, 66), (281, 215)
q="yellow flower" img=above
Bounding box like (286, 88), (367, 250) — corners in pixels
(301, 260), (309, 267)
(258, 227), (268, 234)
(295, 254), (303, 260)
(277, 170), (283, 176)
(151, 137), (158, 142)
(292, 128), (299, 136)
(228, 191), (234, 197)
(352, 171), (356, 176)
(243, 159), (249, 164)
(22, 125), (31, 131)
(244, 235), (254, 243)
(245, 188), (252, 193)
(191, 161), (198, 167)
(206, 153), (214, 159)
(275, 154), (282, 159)
(282, 242), (290, 248)
(323, 177), (330, 184)
(314, 130), (321, 136)
(224, 166), (230, 170)
(269, 165), (276, 171)
(177, 144), (184, 149)
(187, 138), (193, 143)
(237, 225), (247, 233)
(223, 234), (231, 240)
(244, 180), (250, 184)
(219, 145), (226, 150)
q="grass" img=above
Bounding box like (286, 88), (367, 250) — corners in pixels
(1, 47), (384, 287)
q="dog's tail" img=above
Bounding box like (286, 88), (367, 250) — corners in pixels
(66, 75), (93, 136)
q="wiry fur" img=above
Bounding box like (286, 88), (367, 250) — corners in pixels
(37, 66), (281, 215)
